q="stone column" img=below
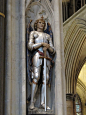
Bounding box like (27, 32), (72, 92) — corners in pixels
(63, 2), (66, 22)
(84, 0), (85, 5)
(73, 97), (76, 115)
(0, 0), (5, 114)
(62, 3), (64, 22)
(73, 0), (75, 13)
(81, 0), (83, 7)
(4, 0), (12, 114)
(5, 0), (26, 114)
(19, 0), (26, 115)
(82, 102), (86, 115)
(66, 2), (68, 20)
(54, 0), (67, 115)
(66, 94), (74, 115)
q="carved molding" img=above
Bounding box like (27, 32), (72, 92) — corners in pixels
(66, 94), (74, 101)
(25, 0), (54, 29)
(63, 5), (86, 94)
(25, 0), (53, 16)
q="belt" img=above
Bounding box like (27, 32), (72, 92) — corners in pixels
(37, 50), (44, 56)
(37, 50), (54, 63)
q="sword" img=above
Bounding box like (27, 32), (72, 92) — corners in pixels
(43, 47), (47, 112)
(39, 47), (54, 111)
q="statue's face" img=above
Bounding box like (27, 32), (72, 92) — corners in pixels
(37, 19), (45, 31)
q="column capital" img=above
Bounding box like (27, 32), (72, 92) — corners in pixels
(66, 94), (74, 101)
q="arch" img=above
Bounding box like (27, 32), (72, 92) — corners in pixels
(76, 78), (86, 115)
(64, 17), (86, 94)
(25, 0), (53, 18)
(75, 58), (86, 84)
(25, 0), (55, 111)
(25, 0), (54, 32)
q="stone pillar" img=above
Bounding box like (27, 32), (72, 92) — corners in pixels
(5, 0), (26, 114)
(84, 0), (85, 5)
(81, 0), (83, 7)
(66, 94), (74, 115)
(63, 3), (66, 22)
(54, 0), (67, 115)
(62, 3), (64, 22)
(19, 0), (26, 115)
(66, 2), (68, 20)
(73, 0), (75, 13)
(82, 102), (86, 115)
(0, 0), (5, 114)
(4, 0), (12, 114)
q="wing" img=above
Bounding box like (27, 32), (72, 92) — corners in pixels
(44, 22), (53, 39)
(26, 20), (33, 85)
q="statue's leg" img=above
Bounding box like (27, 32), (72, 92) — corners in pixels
(29, 66), (41, 110)
(41, 67), (50, 109)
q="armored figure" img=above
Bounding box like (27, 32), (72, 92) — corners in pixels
(27, 17), (55, 110)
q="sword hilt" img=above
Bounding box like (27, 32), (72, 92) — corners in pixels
(43, 47), (47, 57)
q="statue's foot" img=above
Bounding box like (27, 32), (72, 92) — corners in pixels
(29, 102), (35, 110)
(41, 103), (50, 110)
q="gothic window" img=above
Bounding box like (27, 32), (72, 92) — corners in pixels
(75, 94), (82, 115)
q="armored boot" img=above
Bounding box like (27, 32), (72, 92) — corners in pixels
(41, 83), (50, 110)
(29, 80), (38, 110)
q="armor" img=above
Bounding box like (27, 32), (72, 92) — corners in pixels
(28, 31), (55, 68)
(27, 20), (55, 110)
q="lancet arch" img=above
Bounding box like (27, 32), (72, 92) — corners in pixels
(64, 6), (86, 94)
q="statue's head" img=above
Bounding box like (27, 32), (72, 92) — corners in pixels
(34, 16), (46, 31)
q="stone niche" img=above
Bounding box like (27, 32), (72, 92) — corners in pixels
(25, 0), (55, 114)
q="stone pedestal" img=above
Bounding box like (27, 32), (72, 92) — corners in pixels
(66, 94), (74, 115)
(28, 108), (54, 115)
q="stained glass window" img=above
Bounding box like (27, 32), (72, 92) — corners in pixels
(75, 94), (82, 115)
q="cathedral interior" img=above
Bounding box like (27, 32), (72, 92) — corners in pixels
(0, 0), (86, 115)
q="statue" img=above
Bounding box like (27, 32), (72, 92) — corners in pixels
(27, 17), (55, 110)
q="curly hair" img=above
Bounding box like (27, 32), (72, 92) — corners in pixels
(34, 19), (46, 31)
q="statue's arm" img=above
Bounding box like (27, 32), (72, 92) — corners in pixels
(27, 31), (42, 51)
(48, 36), (55, 54)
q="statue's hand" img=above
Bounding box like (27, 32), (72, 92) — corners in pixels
(42, 43), (50, 49)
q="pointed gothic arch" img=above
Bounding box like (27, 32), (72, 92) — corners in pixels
(64, 5), (86, 94)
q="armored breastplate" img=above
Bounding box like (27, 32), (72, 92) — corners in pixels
(34, 32), (49, 52)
